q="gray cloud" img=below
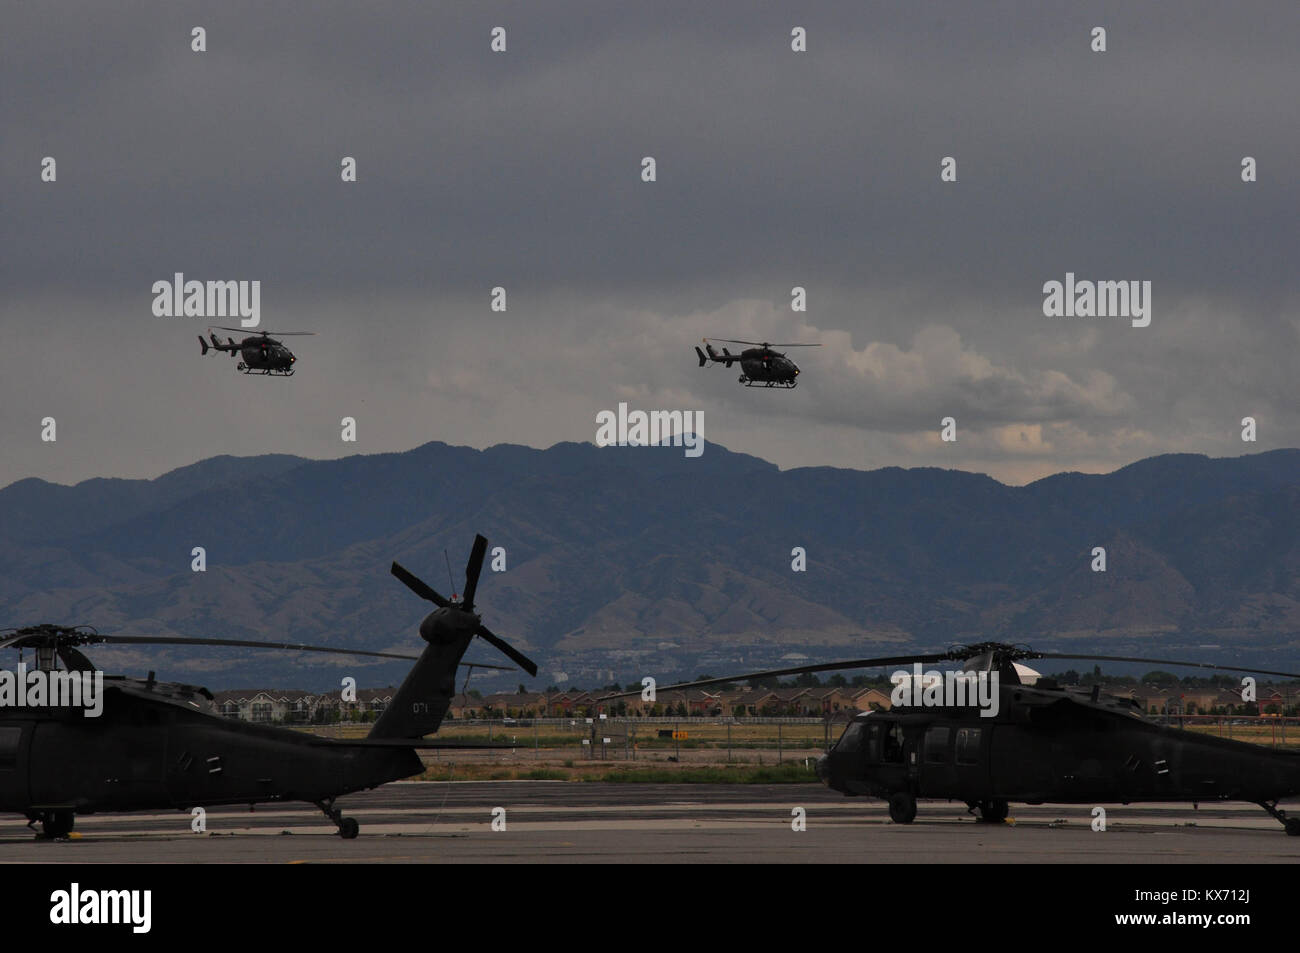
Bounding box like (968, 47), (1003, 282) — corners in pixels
(2, 1), (1296, 487)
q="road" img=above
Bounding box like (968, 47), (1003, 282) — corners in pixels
(5, 782), (1298, 863)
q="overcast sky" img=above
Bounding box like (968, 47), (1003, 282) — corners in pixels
(4, 1), (1297, 488)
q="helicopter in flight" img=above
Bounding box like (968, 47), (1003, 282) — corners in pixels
(694, 338), (820, 388)
(198, 327), (315, 376)
(599, 642), (1300, 834)
(0, 534), (537, 840)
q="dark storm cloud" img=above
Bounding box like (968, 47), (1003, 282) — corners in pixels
(5, 1), (1297, 295)
(1, 1), (1297, 486)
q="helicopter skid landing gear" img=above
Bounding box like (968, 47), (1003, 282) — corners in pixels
(30, 809), (75, 839)
(739, 378), (797, 389)
(888, 792), (917, 824)
(1258, 800), (1300, 835)
(316, 798), (359, 838)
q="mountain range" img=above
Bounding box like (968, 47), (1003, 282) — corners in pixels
(2, 441), (1297, 689)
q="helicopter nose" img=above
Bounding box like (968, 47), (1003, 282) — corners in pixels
(815, 753), (830, 783)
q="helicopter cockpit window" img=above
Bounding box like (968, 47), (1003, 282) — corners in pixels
(924, 725), (950, 763)
(882, 722), (904, 763)
(835, 722), (864, 753)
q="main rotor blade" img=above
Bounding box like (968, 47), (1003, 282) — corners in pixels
(89, 635), (422, 661)
(475, 624), (538, 678)
(390, 562), (451, 607)
(1031, 652), (1300, 680)
(74, 634), (517, 670)
(596, 651), (961, 701)
(708, 338), (763, 346)
(462, 535), (488, 610)
(210, 327), (315, 336)
(768, 343), (821, 347)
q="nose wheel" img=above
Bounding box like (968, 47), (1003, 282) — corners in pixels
(888, 792), (917, 824)
(29, 809), (75, 839)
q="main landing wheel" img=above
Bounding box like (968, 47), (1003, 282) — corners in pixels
(339, 817), (359, 839)
(888, 792), (917, 824)
(1286, 818), (1300, 836)
(977, 799), (1009, 823)
(40, 810), (75, 839)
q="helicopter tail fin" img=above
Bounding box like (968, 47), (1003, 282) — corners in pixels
(695, 346), (708, 367)
(367, 633), (475, 740)
(227, 336), (238, 356)
(198, 335), (209, 355)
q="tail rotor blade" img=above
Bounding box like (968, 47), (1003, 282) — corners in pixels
(390, 562), (451, 607)
(462, 535), (488, 610)
(475, 624), (537, 677)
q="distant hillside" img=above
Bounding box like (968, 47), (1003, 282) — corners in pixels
(1, 442), (1297, 689)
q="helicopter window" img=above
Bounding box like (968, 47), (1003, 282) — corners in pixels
(924, 726), (950, 763)
(955, 727), (982, 765)
(882, 722), (904, 763)
(0, 726), (18, 769)
(834, 722), (864, 753)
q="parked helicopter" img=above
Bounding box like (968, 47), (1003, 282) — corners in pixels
(599, 642), (1300, 834)
(198, 327), (314, 376)
(0, 534), (537, 839)
(694, 338), (820, 388)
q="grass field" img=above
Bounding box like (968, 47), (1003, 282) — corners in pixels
(294, 718), (1300, 782)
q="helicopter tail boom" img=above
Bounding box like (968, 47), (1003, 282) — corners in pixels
(698, 342), (737, 368)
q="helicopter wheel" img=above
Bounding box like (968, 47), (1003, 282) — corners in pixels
(977, 799), (1009, 823)
(338, 817), (359, 839)
(887, 792), (917, 824)
(40, 810), (75, 839)
(1286, 818), (1300, 836)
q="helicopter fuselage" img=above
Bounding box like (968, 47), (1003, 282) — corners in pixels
(0, 688), (419, 819)
(238, 337), (296, 373)
(817, 687), (1300, 823)
(737, 349), (799, 386)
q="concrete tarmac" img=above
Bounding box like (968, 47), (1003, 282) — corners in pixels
(5, 782), (1298, 863)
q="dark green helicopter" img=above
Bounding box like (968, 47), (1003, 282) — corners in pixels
(0, 534), (536, 839)
(694, 338), (820, 388)
(600, 643), (1300, 834)
(198, 327), (314, 376)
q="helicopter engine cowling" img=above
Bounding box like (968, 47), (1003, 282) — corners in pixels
(418, 606), (482, 644)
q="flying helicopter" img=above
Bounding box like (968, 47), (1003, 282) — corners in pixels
(599, 642), (1300, 834)
(198, 327), (315, 376)
(694, 338), (820, 388)
(0, 533), (537, 840)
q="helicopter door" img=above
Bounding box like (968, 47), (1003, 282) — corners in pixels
(918, 724), (957, 797)
(0, 724), (26, 812)
(952, 725), (991, 799)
